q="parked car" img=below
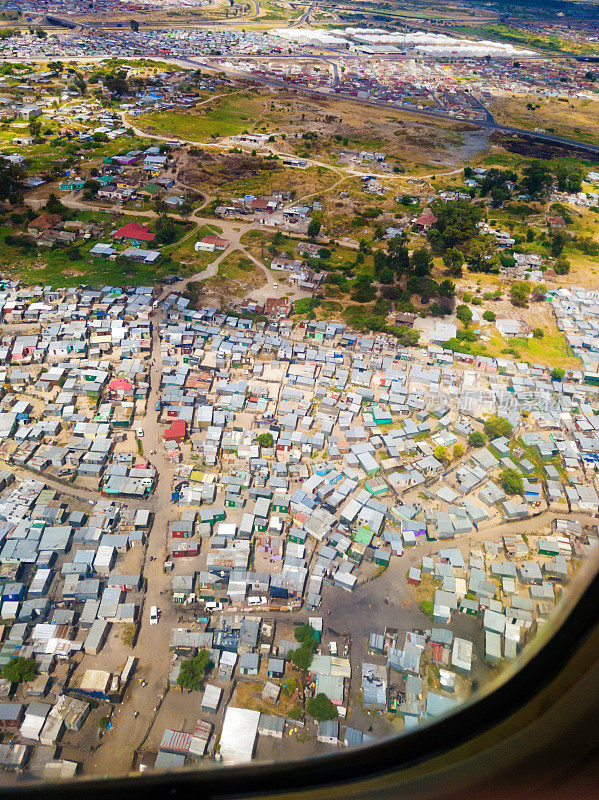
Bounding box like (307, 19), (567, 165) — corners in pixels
(150, 605), (159, 625)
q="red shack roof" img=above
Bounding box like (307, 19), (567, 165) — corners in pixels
(114, 222), (156, 242)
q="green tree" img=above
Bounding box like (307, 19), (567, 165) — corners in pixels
(410, 247), (433, 277)
(306, 693), (337, 721)
(550, 231), (567, 257)
(257, 432), (274, 448)
(456, 304), (473, 326)
(551, 367), (565, 381)
(0, 158), (25, 205)
(351, 276), (376, 303)
(429, 199), (483, 253)
(176, 650), (213, 691)
(442, 248), (464, 277)
(509, 281), (531, 307)
(1, 657), (37, 684)
(104, 70), (129, 95)
(484, 416), (513, 439)
(554, 163), (582, 193)
(453, 444), (464, 459)
(483, 310), (496, 322)
(155, 215), (178, 245)
(438, 279), (455, 299)
(500, 468), (524, 495)
(44, 193), (67, 216)
(290, 644), (314, 670)
(294, 624), (317, 646)
(82, 178), (101, 199)
(378, 267), (394, 284)
(468, 431), (486, 448)
(72, 72), (86, 95)
(307, 218), (321, 238)
(28, 117), (42, 139)
(388, 242), (410, 276)
(554, 257), (570, 275)
(521, 161), (552, 198)
(433, 445), (449, 465)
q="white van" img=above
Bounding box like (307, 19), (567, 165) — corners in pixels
(150, 605), (159, 625)
(205, 602), (223, 611)
(247, 596), (261, 606)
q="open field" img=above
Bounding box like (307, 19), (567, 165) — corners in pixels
(138, 92), (268, 141)
(135, 86), (490, 173)
(0, 212), (203, 287)
(202, 248), (267, 295)
(488, 96), (599, 148)
(484, 330), (579, 370)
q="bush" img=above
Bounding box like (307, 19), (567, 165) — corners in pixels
(510, 281), (531, 307)
(1, 657), (37, 684)
(500, 468), (524, 495)
(483, 310), (496, 322)
(294, 624), (317, 646)
(306, 693), (337, 721)
(484, 416), (513, 439)
(456, 305), (473, 326)
(176, 649), (213, 691)
(290, 644), (314, 671)
(283, 677), (298, 698)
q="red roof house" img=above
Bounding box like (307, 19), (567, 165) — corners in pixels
(413, 209), (438, 231)
(107, 378), (134, 398)
(113, 222), (156, 242)
(264, 297), (292, 319)
(164, 420), (186, 443)
(201, 235), (229, 250)
(547, 216), (566, 229)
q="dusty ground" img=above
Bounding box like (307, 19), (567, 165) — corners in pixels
(489, 95), (599, 149)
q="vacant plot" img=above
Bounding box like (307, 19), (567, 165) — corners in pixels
(202, 249), (267, 299)
(489, 95), (599, 148)
(137, 92), (267, 140)
(138, 85), (488, 172)
(179, 149), (338, 199)
(230, 680), (301, 718)
(484, 330), (579, 370)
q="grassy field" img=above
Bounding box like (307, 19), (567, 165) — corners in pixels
(488, 96), (599, 148)
(138, 85), (484, 173)
(484, 331), (579, 370)
(239, 229), (369, 276)
(166, 223), (223, 276)
(0, 210), (197, 287)
(137, 93), (267, 141)
(258, 0), (302, 21)
(202, 249), (267, 296)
